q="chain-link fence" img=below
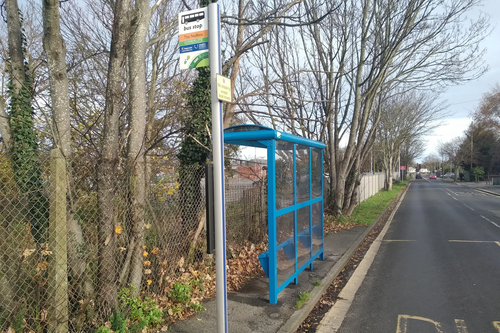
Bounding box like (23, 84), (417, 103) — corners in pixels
(0, 150), (267, 333)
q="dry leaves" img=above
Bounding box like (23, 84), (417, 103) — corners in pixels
(152, 241), (267, 325)
(36, 261), (49, 272)
(323, 214), (358, 234)
(226, 242), (267, 291)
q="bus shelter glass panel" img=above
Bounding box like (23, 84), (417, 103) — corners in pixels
(275, 141), (294, 210)
(312, 201), (323, 255)
(297, 206), (311, 270)
(312, 148), (322, 198)
(276, 212), (296, 285)
(296, 145), (310, 203)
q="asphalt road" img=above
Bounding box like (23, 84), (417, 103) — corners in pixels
(338, 179), (500, 333)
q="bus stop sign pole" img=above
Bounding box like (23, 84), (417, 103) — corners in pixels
(208, 3), (228, 333)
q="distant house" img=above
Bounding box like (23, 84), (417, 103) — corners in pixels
(237, 164), (266, 179)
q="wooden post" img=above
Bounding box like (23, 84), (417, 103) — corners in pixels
(48, 148), (68, 333)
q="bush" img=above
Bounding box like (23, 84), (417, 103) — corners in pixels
(95, 285), (163, 333)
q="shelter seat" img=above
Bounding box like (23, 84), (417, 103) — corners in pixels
(258, 224), (322, 277)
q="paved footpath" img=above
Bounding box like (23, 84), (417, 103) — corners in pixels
(167, 225), (371, 333)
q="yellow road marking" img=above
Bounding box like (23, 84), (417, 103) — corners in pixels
(455, 319), (469, 333)
(396, 315), (444, 333)
(493, 321), (500, 332)
(474, 189), (496, 197)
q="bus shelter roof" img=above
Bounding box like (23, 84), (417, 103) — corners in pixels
(223, 124), (326, 149)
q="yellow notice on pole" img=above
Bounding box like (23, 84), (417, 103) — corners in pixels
(216, 74), (232, 102)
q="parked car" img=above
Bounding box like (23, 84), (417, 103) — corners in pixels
(416, 173), (422, 179)
(429, 174), (437, 179)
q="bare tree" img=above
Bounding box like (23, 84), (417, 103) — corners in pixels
(124, 0), (153, 293)
(438, 139), (462, 181)
(377, 91), (445, 190)
(97, 0), (131, 316)
(293, 0), (489, 215)
(473, 84), (500, 131)
(42, 0), (71, 157)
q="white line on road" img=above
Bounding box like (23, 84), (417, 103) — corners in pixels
(462, 204), (475, 211)
(316, 186), (409, 333)
(445, 188), (459, 196)
(480, 215), (500, 229)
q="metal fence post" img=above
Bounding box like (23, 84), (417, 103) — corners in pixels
(48, 148), (68, 333)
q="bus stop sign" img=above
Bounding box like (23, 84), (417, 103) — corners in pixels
(179, 7), (209, 69)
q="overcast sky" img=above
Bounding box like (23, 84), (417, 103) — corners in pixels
(420, 0), (500, 161)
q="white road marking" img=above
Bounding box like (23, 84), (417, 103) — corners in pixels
(445, 188), (459, 196)
(449, 240), (499, 244)
(462, 204), (475, 211)
(480, 215), (500, 229)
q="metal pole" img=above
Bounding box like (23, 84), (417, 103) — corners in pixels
(398, 148), (401, 181)
(208, 3), (228, 332)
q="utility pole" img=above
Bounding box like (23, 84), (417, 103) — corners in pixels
(470, 129), (474, 171)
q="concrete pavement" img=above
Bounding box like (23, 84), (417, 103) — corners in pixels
(168, 226), (370, 333)
(449, 179), (500, 196)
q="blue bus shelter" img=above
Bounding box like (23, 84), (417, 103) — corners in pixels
(224, 125), (326, 304)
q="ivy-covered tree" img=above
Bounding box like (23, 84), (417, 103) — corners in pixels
(6, 0), (48, 244)
(177, 66), (212, 231)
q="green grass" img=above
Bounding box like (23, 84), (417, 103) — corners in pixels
(313, 280), (321, 286)
(294, 292), (310, 308)
(352, 180), (408, 225)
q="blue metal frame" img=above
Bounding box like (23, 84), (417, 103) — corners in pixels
(224, 125), (326, 304)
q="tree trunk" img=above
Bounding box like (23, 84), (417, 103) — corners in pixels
(384, 155), (393, 191)
(42, 0), (71, 157)
(126, 0), (151, 292)
(98, 0), (131, 315)
(42, 0), (96, 319)
(5, 0), (25, 95)
(0, 99), (12, 149)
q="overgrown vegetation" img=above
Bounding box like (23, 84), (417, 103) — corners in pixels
(95, 286), (162, 333)
(6, 11), (48, 244)
(324, 180), (408, 231)
(294, 292), (310, 309)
